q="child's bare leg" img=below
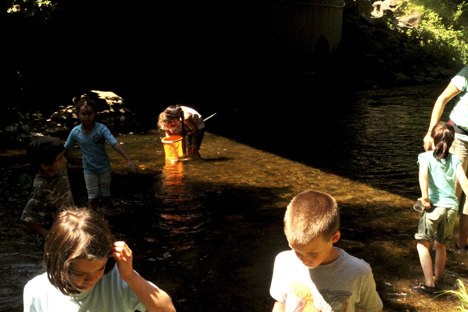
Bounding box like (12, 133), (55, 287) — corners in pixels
(433, 240), (446, 283)
(458, 214), (468, 248)
(181, 139), (187, 156)
(188, 147), (201, 159)
(416, 240), (435, 287)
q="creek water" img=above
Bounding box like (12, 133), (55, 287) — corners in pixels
(2, 81), (468, 312)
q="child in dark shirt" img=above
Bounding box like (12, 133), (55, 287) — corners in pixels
(20, 136), (75, 238)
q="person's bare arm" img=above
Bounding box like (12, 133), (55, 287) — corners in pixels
(418, 160), (432, 208)
(424, 82), (461, 151)
(113, 241), (176, 312)
(125, 272), (176, 312)
(456, 165), (468, 196)
(184, 114), (198, 134)
(111, 142), (137, 172)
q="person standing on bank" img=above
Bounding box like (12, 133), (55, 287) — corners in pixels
(159, 105), (205, 159)
(64, 95), (137, 214)
(423, 65), (468, 250)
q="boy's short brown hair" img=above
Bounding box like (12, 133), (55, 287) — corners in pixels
(284, 190), (340, 245)
(28, 136), (64, 169)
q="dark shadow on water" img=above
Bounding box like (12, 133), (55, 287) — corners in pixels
(203, 73), (359, 176)
(97, 172), (291, 312)
(1, 154), (291, 311)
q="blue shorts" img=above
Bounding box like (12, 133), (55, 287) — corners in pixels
(83, 171), (111, 199)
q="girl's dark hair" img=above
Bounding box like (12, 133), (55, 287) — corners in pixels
(44, 207), (114, 295)
(73, 95), (97, 114)
(28, 136), (64, 169)
(432, 121), (455, 160)
(164, 105), (183, 120)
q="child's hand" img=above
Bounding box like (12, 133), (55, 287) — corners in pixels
(423, 133), (433, 151)
(127, 160), (137, 173)
(113, 241), (134, 281)
(420, 197), (432, 209)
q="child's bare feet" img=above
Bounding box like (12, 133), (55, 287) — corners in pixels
(411, 283), (438, 295)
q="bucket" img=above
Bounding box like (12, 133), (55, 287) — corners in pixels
(161, 135), (184, 160)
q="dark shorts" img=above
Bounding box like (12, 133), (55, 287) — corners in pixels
(187, 128), (205, 149)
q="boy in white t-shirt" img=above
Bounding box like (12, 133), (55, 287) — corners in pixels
(270, 190), (383, 312)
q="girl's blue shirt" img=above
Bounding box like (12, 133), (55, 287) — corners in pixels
(64, 122), (118, 173)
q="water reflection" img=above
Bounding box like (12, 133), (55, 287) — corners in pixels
(162, 160), (186, 196)
(160, 159), (205, 239)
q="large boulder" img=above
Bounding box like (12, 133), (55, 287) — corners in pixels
(46, 90), (137, 137)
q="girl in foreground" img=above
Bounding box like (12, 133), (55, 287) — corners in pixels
(23, 207), (176, 312)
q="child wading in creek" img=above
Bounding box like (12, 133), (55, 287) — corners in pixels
(158, 105), (205, 160)
(64, 95), (136, 215)
(413, 121), (468, 294)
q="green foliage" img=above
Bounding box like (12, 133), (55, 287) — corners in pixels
(440, 279), (468, 311)
(4, 0), (56, 19)
(388, 0), (468, 66)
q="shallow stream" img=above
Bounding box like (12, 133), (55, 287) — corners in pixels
(2, 81), (468, 311)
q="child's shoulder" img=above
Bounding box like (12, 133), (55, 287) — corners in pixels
(94, 122), (112, 131)
(336, 248), (372, 271)
(68, 124), (81, 132)
(25, 271), (48, 288)
(276, 250), (319, 270)
(450, 153), (462, 162)
(274, 250), (299, 265)
(417, 150), (433, 160)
